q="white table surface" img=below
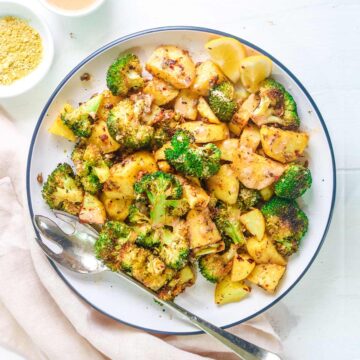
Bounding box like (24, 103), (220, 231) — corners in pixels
(1, 0), (359, 359)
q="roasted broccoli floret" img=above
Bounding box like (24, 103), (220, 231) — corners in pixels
(165, 130), (221, 179)
(158, 226), (190, 270)
(213, 201), (245, 245)
(134, 171), (183, 227)
(157, 265), (195, 301)
(61, 94), (103, 137)
(274, 164), (312, 199)
(42, 163), (84, 215)
(71, 143), (110, 194)
(208, 82), (237, 122)
(198, 244), (237, 283)
(251, 78), (300, 129)
(237, 184), (261, 212)
(94, 221), (134, 271)
(106, 53), (144, 96)
(261, 197), (308, 256)
(151, 110), (182, 149)
(119, 242), (175, 291)
(107, 98), (154, 150)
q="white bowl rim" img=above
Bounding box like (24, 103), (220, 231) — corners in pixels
(39, 0), (105, 17)
(26, 26), (337, 335)
(0, 0), (54, 98)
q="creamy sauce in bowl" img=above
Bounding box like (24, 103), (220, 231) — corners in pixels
(46, 0), (97, 11)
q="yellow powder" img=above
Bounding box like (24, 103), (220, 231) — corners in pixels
(0, 16), (43, 85)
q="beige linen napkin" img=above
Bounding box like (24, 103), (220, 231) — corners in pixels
(0, 108), (282, 360)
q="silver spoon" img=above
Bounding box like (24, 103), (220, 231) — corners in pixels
(33, 210), (281, 360)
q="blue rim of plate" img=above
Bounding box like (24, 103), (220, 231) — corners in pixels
(26, 26), (337, 335)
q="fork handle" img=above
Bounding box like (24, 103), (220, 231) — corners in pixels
(113, 272), (280, 360)
(163, 301), (281, 360)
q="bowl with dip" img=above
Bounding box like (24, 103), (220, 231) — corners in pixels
(39, 0), (105, 17)
(0, 1), (54, 99)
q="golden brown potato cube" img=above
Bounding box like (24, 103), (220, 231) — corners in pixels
(247, 264), (286, 293)
(191, 60), (225, 96)
(100, 195), (132, 221)
(187, 208), (222, 249)
(174, 89), (199, 120)
(88, 120), (120, 154)
(79, 193), (106, 225)
(231, 253), (256, 282)
(260, 126), (309, 163)
(215, 139), (240, 161)
(145, 45), (195, 89)
(143, 77), (179, 106)
(176, 176), (210, 209)
(229, 94), (259, 135)
(239, 124), (261, 152)
(197, 97), (220, 124)
(154, 141), (172, 161)
(206, 164), (239, 205)
(97, 90), (121, 122)
(215, 275), (251, 305)
(246, 235), (287, 266)
(157, 160), (173, 173)
(180, 121), (229, 143)
(259, 185), (274, 201)
(239, 209), (265, 240)
(48, 105), (76, 142)
(231, 149), (285, 190)
(104, 151), (158, 199)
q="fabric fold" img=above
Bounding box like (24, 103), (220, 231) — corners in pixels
(0, 108), (281, 359)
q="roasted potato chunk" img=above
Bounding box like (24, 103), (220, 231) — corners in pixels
(215, 139), (239, 161)
(229, 94), (259, 135)
(145, 45), (195, 89)
(197, 97), (220, 124)
(187, 208), (222, 249)
(48, 105), (76, 142)
(246, 235), (287, 266)
(206, 164), (239, 205)
(239, 124), (261, 152)
(97, 90), (121, 122)
(88, 120), (121, 154)
(174, 89), (198, 120)
(79, 193), (106, 224)
(191, 60), (225, 96)
(231, 149), (285, 190)
(143, 77), (179, 105)
(100, 195), (132, 221)
(176, 176), (210, 209)
(240, 209), (265, 240)
(103, 151), (158, 199)
(247, 264), (286, 293)
(260, 126), (309, 163)
(231, 253), (256, 282)
(180, 121), (229, 143)
(215, 275), (251, 305)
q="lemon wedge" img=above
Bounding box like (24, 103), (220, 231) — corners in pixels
(239, 55), (272, 92)
(205, 37), (246, 83)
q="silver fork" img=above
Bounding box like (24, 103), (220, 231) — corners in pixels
(34, 210), (281, 360)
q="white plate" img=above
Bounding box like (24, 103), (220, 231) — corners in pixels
(27, 27), (336, 334)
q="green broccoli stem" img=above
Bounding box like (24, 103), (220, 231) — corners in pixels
(226, 224), (245, 245)
(148, 192), (167, 226)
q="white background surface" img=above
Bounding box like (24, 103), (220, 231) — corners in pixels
(0, 0), (359, 359)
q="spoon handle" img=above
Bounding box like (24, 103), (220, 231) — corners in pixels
(114, 272), (281, 360)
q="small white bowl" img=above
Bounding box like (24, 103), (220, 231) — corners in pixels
(0, 1), (54, 99)
(39, 0), (105, 17)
